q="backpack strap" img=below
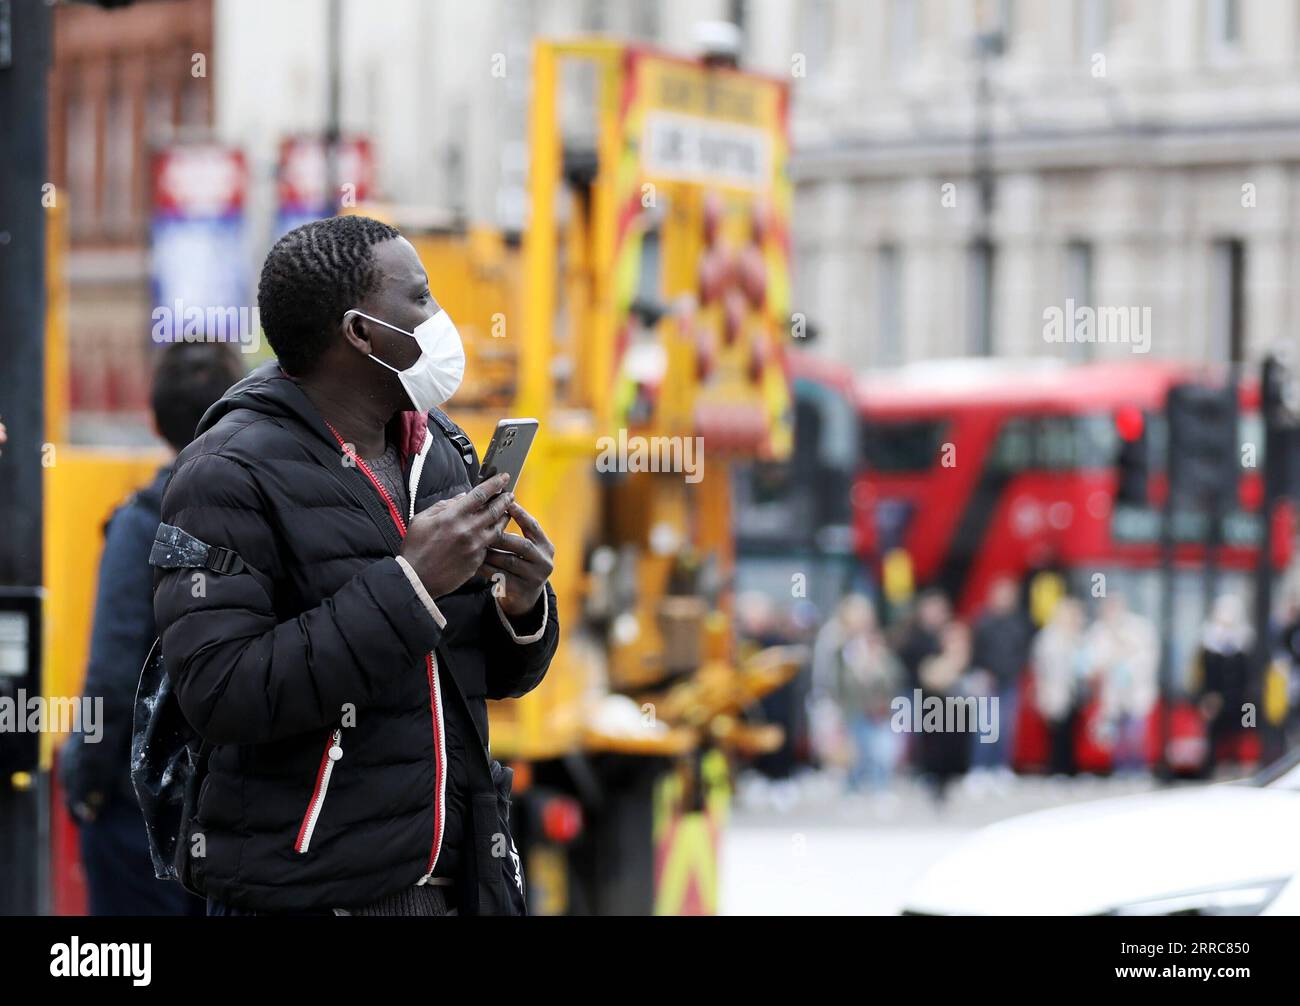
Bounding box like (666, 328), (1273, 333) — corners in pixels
(150, 523), (246, 576)
(427, 408), (479, 481)
(423, 409), (524, 912)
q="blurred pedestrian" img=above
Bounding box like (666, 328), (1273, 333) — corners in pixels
(809, 596), (854, 772)
(968, 576), (1032, 775)
(1279, 592), (1300, 750)
(1195, 593), (1254, 775)
(916, 620), (973, 802)
(60, 341), (244, 915)
(1086, 593), (1158, 773)
(751, 598), (817, 781)
(1281, 592), (1300, 676)
(896, 589), (951, 692)
(1031, 597), (1088, 776)
(816, 595), (903, 792)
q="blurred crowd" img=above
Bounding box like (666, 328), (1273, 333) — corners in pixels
(737, 577), (1300, 804)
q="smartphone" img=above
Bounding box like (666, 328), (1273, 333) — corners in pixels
(477, 418), (538, 495)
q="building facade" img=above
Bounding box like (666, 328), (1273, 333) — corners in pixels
(50, 0), (214, 431)
(50, 0), (1300, 444)
(212, 0), (1300, 370)
(785, 0), (1300, 370)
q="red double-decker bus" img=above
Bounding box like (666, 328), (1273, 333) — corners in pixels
(854, 358), (1288, 773)
(855, 358), (1272, 614)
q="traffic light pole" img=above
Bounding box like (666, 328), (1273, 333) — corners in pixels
(0, 0), (52, 915)
(1253, 355), (1292, 763)
(1160, 380), (1243, 779)
(1202, 364), (1242, 644)
(1156, 448), (1175, 781)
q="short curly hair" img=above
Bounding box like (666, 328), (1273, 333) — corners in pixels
(257, 215), (401, 375)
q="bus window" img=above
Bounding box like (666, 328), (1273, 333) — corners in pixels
(1039, 417), (1078, 469)
(1077, 413), (1118, 467)
(991, 413), (1118, 472)
(861, 418), (948, 472)
(990, 417), (1033, 471)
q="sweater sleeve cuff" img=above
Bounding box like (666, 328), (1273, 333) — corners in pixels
(395, 555), (447, 629)
(495, 589), (548, 644)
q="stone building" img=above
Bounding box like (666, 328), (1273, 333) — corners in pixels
(785, 0), (1300, 370)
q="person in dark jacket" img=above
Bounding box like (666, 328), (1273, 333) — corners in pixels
(916, 620), (973, 802)
(60, 341), (245, 915)
(968, 576), (1032, 773)
(152, 215), (558, 916)
(1196, 593), (1253, 775)
(895, 589), (950, 692)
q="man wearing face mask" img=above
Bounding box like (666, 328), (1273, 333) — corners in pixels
(152, 215), (558, 915)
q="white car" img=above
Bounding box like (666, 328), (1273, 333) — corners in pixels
(903, 754), (1300, 916)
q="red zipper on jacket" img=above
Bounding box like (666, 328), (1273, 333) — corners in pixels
(306, 422), (444, 876)
(325, 424), (408, 535)
(295, 728), (342, 854)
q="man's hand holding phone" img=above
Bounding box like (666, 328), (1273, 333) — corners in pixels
(480, 501), (555, 618)
(401, 472), (513, 598)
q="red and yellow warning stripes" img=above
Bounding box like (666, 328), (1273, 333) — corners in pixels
(605, 48), (794, 459)
(652, 750), (730, 915)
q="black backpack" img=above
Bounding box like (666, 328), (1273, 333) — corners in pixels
(131, 640), (209, 894)
(131, 522), (244, 894)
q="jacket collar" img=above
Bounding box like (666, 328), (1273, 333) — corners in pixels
(197, 361), (430, 465)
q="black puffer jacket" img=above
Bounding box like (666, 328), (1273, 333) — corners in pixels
(152, 362), (557, 913)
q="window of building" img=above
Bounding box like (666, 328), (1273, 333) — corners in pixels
(65, 82), (97, 240)
(968, 239), (996, 356)
(977, 0), (1015, 55)
(581, 0), (607, 32)
(103, 78), (135, 240)
(632, 0), (659, 40)
(1210, 238), (1245, 363)
(727, 0), (747, 38)
(50, 0), (214, 247)
(797, 0), (834, 76)
(1064, 239), (1095, 360)
(877, 244), (904, 366)
(1077, 0), (1109, 60)
(890, 0), (919, 76)
(1205, 0), (1241, 59)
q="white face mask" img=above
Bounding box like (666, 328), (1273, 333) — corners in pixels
(344, 308), (465, 412)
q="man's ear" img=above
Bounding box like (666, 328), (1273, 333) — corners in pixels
(340, 311), (372, 355)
